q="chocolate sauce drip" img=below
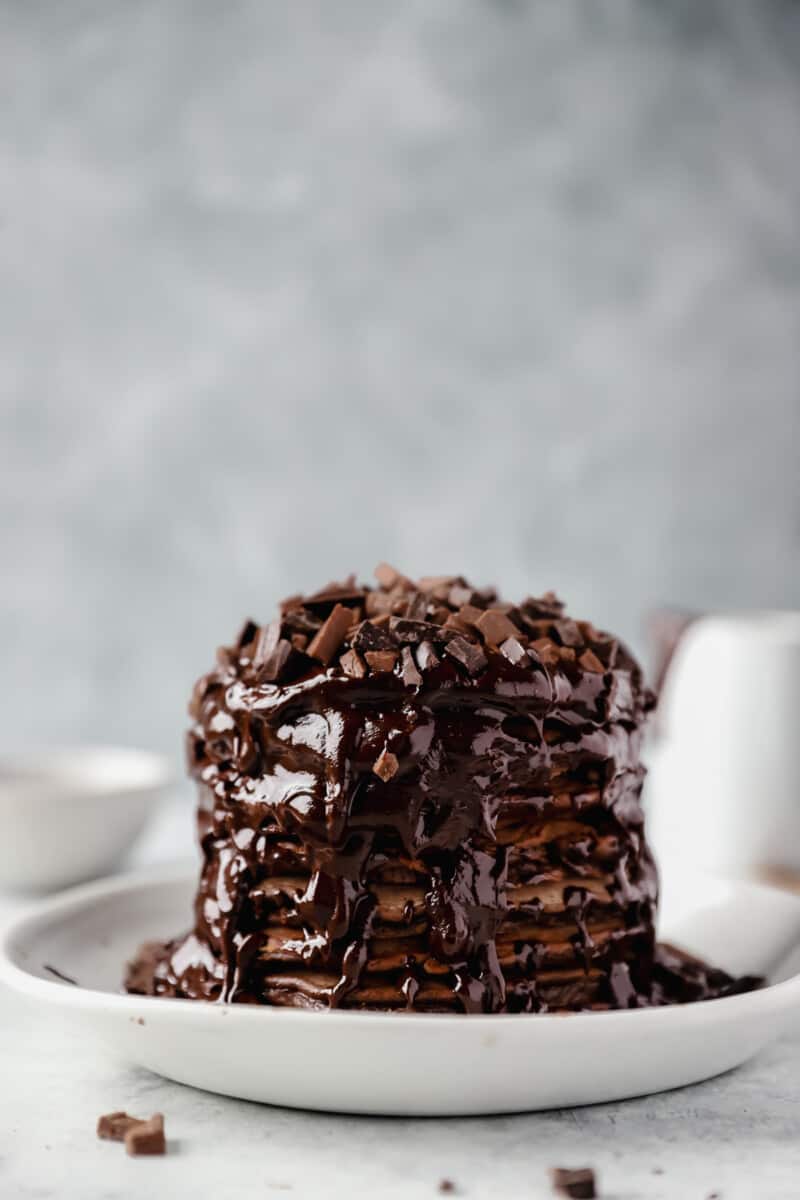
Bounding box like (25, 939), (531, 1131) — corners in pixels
(126, 568), (758, 1012)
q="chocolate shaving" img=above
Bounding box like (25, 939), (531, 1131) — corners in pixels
(373, 749), (399, 781)
(549, 1167), (596, 1199)
(400, 646), (423, 688)
(365, 649), (398, 674)
(290, 633), (308, 651)
(125, 1114), (166, 1157)
(476, 608), (520, 646)
(444, 636), (488, 677)
(307, 604), (354, 665)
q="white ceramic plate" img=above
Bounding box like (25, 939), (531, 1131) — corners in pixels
(1, 862), (799, 1115)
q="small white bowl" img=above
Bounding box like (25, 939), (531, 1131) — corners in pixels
(0, 747), (172, 893)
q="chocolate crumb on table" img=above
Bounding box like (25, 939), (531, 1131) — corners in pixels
(549, 1166), (597, 1199)
(438, 1181), (456, 1194)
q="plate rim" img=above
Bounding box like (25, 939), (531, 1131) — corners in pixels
(2, 860), (799, 1031)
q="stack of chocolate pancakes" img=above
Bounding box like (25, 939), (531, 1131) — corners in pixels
(127, 566), (753, 1013)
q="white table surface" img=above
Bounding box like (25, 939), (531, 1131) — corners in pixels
(2, 798), (799, 1200)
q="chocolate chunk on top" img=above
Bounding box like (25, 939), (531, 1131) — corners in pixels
(373, 749), (400, 781)
(364, 649), (399, 674)
(307, 603), (354, 665)
(476, 608), (520, 646)
(553, 618), (583, 648)
(339, 648), (367, 679)
(444, 635), (488, 677)
(500, 636), (528, 665)
(352, 619), (395, 653)
(579, 648), (604, 673)
(374, 562), (413, 590)
(400, 646), (423, 687)
(549, 1167), (596, 1199)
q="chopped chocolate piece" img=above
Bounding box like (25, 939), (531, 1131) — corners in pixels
(579, 649), (605, 674)
(308, 604), (354, 665)
(415, 640), (440, 672)
(417, 575), (458, 592)
(476, 608), (520, 646)
(448, 584), (482, 609)
(439, 1182), (456, 1194)
(252, 620), (282, 668)
(303, 579), (365, 613)
(365, 590), (397, 617)
(389, 617), (442, 643)
(371, 612), (392, 628)
(531, 637), (561, 667)
(549, 1167), (596, 1199)
(444, 636), (488, 677)
(257, 638), (294, 682)
(522, 592), (565, 619)
(373, 749), (400, 781)
(290, 633), (308, 651)
(455, 604), (482, 629)
(400, 646), (423, 688)
(235, 619), (259, 651)
(125, 1114), (166, 1157)
(500, 636), (527, 665)
(339, 649), (367, 679)
(281, 608), (323, 635)
(97, 1112), (141, 1142)
(352, 620), (395, 652)
(559, 646), (576, 663)
(403, 591), (429, 620)
(553, 618), (583, 648)
(365, 650), (399, 674)
(430, 605), (451, 625)
(279, 592), (304, 615)
(374, 562), (412, 590)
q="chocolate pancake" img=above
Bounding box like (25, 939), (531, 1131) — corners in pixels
(126, 566), (757, 1012)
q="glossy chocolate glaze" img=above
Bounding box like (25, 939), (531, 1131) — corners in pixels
(126, 571), (758, 1012)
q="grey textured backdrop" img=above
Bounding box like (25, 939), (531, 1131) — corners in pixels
(2, 0), (799, 761)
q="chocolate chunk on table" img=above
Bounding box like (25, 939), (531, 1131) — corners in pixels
(125, 1114), (166, 1157)
(549, 1166), (597, 1198)
(97, 1112), (141, 1142)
